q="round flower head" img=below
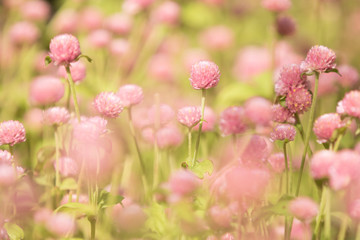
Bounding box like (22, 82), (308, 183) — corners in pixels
(200, 26), (234, 50)
(105, 13), (133, 35)
(286, 86), (312, 114)
(148, 104), (175, 126)
(0, 120), (26, 146)
(193, 106), (216, 132)
(276, 15), (296, 36)
(289, 197), (319, 222)
(337, 65), (359, 88)
(88, 29), (111, 48)
(29, 75), (65, 106)
(58, 61), (86, 83)
(244, 97), (272, 126)
(275, 64), (307, 96)
(270, 124), (296, 142)
(109, 39), (130, 57)
(152, 1), (180, 25)
(240, 135), (273, 165)
(169, 170), (200, 196)
(267, 152), (285, 173)
(117, 84), (144, 108)
(340, 90), (360, 118)
(9, 21), (39, 45)
(79, 7), (103, 32)
(271, 104), (294, 123)
(72, 116), (108, 143)
(0, 164), (16, 187)
(20, 0), (50, 21)
(262, 0), (291, 12)
(189, 61), (220, 90)
(219, 106), (247, 136)
(49, 34), (81, 66)
(313, 113), (343, 143)
(54, 157), (79, 177)
(208, 205), (232, 229)
(46, 213), (76, 237)
(43, 107), (70, 125)
(177, 106), (201, 128)
(310, 150), (337, 179)
(0, 150), (13, 164)
(93, 92), (124, 118)
(301, 45), (336, 73)
(156, 125), (183, 149)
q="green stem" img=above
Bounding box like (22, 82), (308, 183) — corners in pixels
(283, 142), (289, 239)
(313, 186), (326, 239)
(76, 160), (85, 202)
(337, 216), (348, 240)
(8, 145), (15, 173)
(187, 129), (192, 163)
(324, 187), (331, 240)
(54, 126), (60, 188)
(295, 114), (313, 157)
(356, 223), (360, 240)
(192, 89), (206, 167)
(89, 216), (96, 240)
(65, 65), (80, 122)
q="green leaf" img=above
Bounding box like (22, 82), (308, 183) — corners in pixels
(44, 56), (52, 66)
(55, 202), (95, 216)
(34, 174), (53, 187)
(59, 178), (77, 190)
(325, 68), (341, 76)
(76, 54), (92, 63)
(190, 159), (213, 178)
(4, 223), (24, 240)
(98, 190), (124, 208)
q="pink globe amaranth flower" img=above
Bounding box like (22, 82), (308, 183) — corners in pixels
(148, 53), (174, 82)
(262, 0), (291, 12)
(109, 39), (130, 57)
(105, 13), (133, 35)
(336, 100), (345, 115)
(0, 120), (26, 146)
(200, 26), (234, 50)
(286, 86), (312, 114)
(112, 203), (147, 232)
(148, 104), (175, 126)
(58, 61), (86, 83)
(9, 21), (39, 45)
(169, 170), (200, 196)
(301, 45), (336, 73)
(34, 208), (52, 224)
(177, 106), (201, 128)
(270, 124), (296, 142)
(54, 157), (79, 177)
(189, 61), (220, 90)
(348, 199), (360, 220)
(240, 135), (273, 166)
(220, 233), (235, 240)
(20, 0), (50, 21)
(49, 34), (81, 66)
(93, 92), (124, 118)
(43, 107), (70, 125)
(46, 213), (76, 237)
(79, 7), (103, 32)
(289, 197), (319, 222)
(0, 150), (13, 165)
(29, 75), (65, 106)
(53, 9), (78, 34)
(275, 64), (308, 96)
(152, 1), (180, 25)
(310, 150), (337, 179)
(87, 29), (112, 48)
(276, 15), (296, 36)
(267, 152), (285, 173)
(290, 219), (311, 240)
(208, 205), (232, 229)
(275, 41), (303, 68)
(313, 113), (343, 143)
(271, 104), (295, 123)
(340, 90), (360, 118)
(244, 97), (272, 126)
(337, 65), (359, 88)
(193, 106), (216, 132)
(117, 84), (144, 108)
(156, 125), (183, 149)
(0, 164), (16, 187)
(219, 106), (247, 136)
(183, 49), (210, 71)
(72, 116), (108, 143)
(313, 72), (338, 96)
(24, 108), (43, 131)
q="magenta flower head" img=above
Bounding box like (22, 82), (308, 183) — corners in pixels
(93, 92), (124, 118)
(286, 86), (312, 114)
(219, 106), (247, 136)
(58, 61), (86, 83)
(29, 75), (65, 106)
(301, 45), (336, 74)
(275, 64), (308, 96)
(271, 104), (294, 123)
(339, 90), (360, 118)
(270, 124), (296, 142)
(189, 61), (220, 90)
(337, 65), (359, 88)
(310, 150), (336, 180)
(276, 15), (296, 36)
(43, 107), (70, 126)
(9, 21), (39, 45)
(262, 0), (291, 12)
(244, 97), (272, 126)
(54, 157), (79, 177)
(46, 213), (76, 237)
(156, 125), (183, 149)
(289, 197), (319, 222)
(0, 120), (26, 146)
(49, 34), (81, 66)
(148, 104), (175, 126)
(177, 106), (201, 128)
(313, 113), (343, 143)
(116, 84), (144, 108)
(0, 150), (13, 164)
(168, 170), (200, 196)
(267, 153), (285, 173)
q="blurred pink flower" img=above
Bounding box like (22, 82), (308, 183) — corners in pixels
(313, 113), (343, 143)
(49, 34), (81, 66)
(148, 53), (174, 82)
(46, 213), (76, 237)
(148, 104), (175, 126)
(0, 120), (26, 146)
(289, 197), (319, 222)
(271, 104), (294, 123)
(189, 61), (220, 90)
(152, 1), (180, 25)
(112, 203), (147, 232)
(79, 7), (103, 32)
(58, 61), (86, 83)
(208, 205), (232, 229)
(177, 106), (201, 128)
(29, 75), (64, 105)
(169, 170), (200, 196)
(53, 9), (78, 34)
(0, 150), (13, 165)
(43, 107), (70, 125)
(301, 45), (336, 73)
(200, 26), (234, 50)
(244, 97), (272, 126)
(54, 157), (79, 177)
(156, 125), (183, 148)
(219, 106), (247, 136)
(262, 0), (291, 12)
(337, 65), (359, 88)
(105, 13), (133, 35)
(117, 84), (144, 108)
(109, 39), (130, 57)
(240, 135), (273, 166)
(270, 124), (296, 142)
(193, 106), (217, 132)
(20, 0), (50, 21)
(87, 29), (112, 48)
(93, 92), (124, 118)
(267, 152), (285, 173)
(339, 90), (360, 118)
(9, 21), (39, 45)
(0, 164), (16, 187)
(310, 150), (337, 179)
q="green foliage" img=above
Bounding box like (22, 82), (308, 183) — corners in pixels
(59, 178), (78, 191)
(190, 159), (214, 178)
(4, 223), (24, 240)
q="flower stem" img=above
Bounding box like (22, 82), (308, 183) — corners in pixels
(337, 215), (348, 240)
(54, 126), (60, 188)
(8, 145), (16, 173)
(313, 186), (326, 239)
(356, 223), (360, 240)
(294, 113), (313, 157)
(283, 142), (289, 239)
(192, 89), (206, 167)
(88, 216), (96, 240)
(324, 187), (331, 239)
(187, 128), (192, 163)
(65, 65), (80, 122)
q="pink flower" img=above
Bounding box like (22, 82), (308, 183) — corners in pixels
(208, 205), (232, 229)
(54, 157), (79, 177)
(267, 153), (285, 173)
(58, 61), (86, 83)
(112, 203), (147, 232)
(87, 29), (112, 48)
(0, 150), (13, 164)
(270, 124), (296, 142)
(49, 34), (81, 66)
(286, 86), (312, 114)
(72, 116), (108, 143)
(193, 106), (216, 132)
(313, 113), (343, 143)
(340, 90), (360, 118)
(0, 120), (26, 146)
(20, 0), (50, 21)
(289, 197), (319, 222)
(9, 21), (39, 45)
(152, 1), (180, 25)
(109, 39), (130, 57)
(0, 164), (16, 187)
(262, 0), (291, 12)
(46, 213), (76, 237)
(147, 104), (175, 126)
(271, 104), (295, 123)
(43, 107), (70, 125)
(148, 53), (174, 82)
(348, 199), (360, 220)
(189, 61), (220, 90)
(275, 64), (308, 96)
(337, 65), (359, 87)
(177, 106), (201, 128)
(29, 75), (65, 106)
(276, 15), (296, 36)
(240, 135), (273, 166)
(200, 26), (234, 50)
(79, 7), (103, 32)
(220, 233), (235, 240)
(53, 9), (78, 34)
(301, 45), (336, 73)
(244, 97), (272, 126)
(117, 84), (144, 108)
(169, 170), (200, 196)
(310, 150), (337, 179)
(93, 92), (124, 118)
(105, 13), (133, 35)
(156, 125), (183, 149)
(220, 106), (247, 136)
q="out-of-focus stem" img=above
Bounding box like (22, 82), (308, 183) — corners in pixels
(356, 223), (360, 240)
(54, 126), (60, 188)
(192, 89), (206, 167)
(313, 186), (326, 239)
(295, 114), (313, 157)
(65, 65), (80, 122)
(187, 129), (192, 162)
(283, 142), (289, 239)
(337, 215), (348, 240)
